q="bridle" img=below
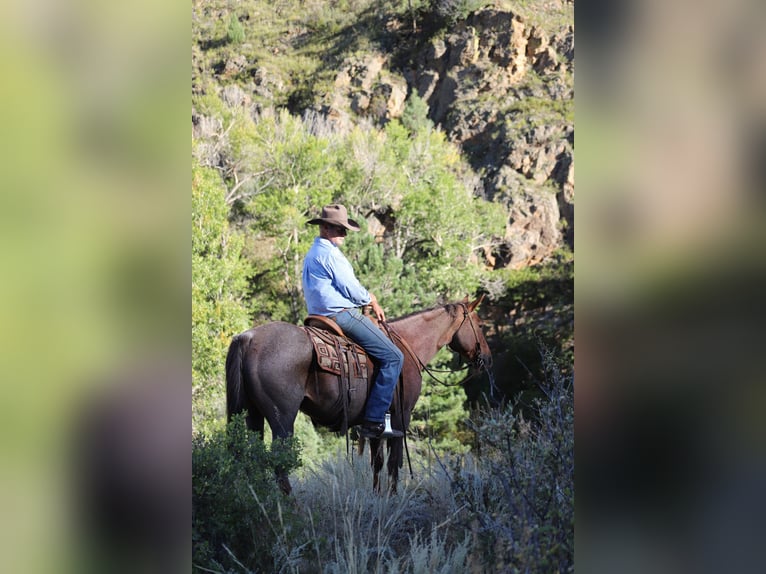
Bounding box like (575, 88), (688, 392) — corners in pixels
(382, 303), (489, 386)
(460, 303), (490, 373)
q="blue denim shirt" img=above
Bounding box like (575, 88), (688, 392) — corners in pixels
(302, 237), (371, 316)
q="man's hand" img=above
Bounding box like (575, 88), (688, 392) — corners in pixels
(369, 292), (386, 323)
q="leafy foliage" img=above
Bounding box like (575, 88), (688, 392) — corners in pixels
(193, 94), (507, 325)
(481, 252), (574, 405)
(344, 119), (506, 306)
(411, 347), (473, 453)
(401, 92), (433, 135)
(426, 0), (493, 28)
(192, 163), (252, 427)
(227, 14), (245, 45)
(192, 415), (302, 572)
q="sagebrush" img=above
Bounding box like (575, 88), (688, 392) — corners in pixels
(192, 351), (573, 573)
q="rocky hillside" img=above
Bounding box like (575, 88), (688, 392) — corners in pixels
(192, 0), (574, 269)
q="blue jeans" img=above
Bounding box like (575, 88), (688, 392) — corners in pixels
(332, 308), (404, 423)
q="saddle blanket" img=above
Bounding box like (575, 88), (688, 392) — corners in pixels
(303, 326), (370, 381)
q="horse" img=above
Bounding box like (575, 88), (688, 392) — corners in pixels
(225, 295), (493, 494)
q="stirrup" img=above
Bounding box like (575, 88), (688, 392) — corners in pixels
(358, 413), (403, 439)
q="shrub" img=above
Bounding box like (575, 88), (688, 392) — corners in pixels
(294, 449), (471, 573)
(227, 14), (245, 45)
(427, 0), (491, 28)
(192, 415), (303, 572)
(457, 348), (574, 571)
(401, 92), (433, 135)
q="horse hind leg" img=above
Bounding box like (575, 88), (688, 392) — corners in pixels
(276, 470), (292, 496)
(272, 434), (296, 496)
(246, 408), (265, 440)
(266, 416), (299, 496)
(243, 408), (293, 494)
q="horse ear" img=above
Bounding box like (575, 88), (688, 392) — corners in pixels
(468, 294), (485, 312)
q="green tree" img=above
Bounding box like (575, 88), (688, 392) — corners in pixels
(401, 92), (433, 135)
(227, 13), (245, 44)
(241, 110), (356, 323)
(379, 120), (505, 300)
(342, 119), (506, 309)
(426, 0), (491, 28)
(192, 162), (252, 428)
(342, 219), (429, 317)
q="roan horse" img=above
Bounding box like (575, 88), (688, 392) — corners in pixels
(225, 295), (493, 494)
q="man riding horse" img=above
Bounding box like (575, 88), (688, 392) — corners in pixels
(302, 204), (404, 439)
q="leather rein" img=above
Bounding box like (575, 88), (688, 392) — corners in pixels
(381, 303), (487, 386)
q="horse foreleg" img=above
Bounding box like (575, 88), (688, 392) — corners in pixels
(369, 439), (384, 494)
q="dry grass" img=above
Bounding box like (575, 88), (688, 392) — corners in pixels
(194, 371), (573, 572)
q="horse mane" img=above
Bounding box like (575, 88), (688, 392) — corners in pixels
(391, 301), (462, 323)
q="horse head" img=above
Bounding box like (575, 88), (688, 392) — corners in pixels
(448, 295), (493, 373)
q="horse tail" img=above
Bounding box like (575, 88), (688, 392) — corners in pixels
(225, 333), (249, 422)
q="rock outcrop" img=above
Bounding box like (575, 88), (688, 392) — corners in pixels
(324, 54), (408, 126)
(406, 8), (575, 265)
(303, 8), (574, 267)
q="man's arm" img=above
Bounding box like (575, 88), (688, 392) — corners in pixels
(368, 292), (386, 322)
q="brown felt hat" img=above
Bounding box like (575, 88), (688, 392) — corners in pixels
(306, 204), (360, 231)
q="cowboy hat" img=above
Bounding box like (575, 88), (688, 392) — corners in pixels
(306, 204), (360, 231)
